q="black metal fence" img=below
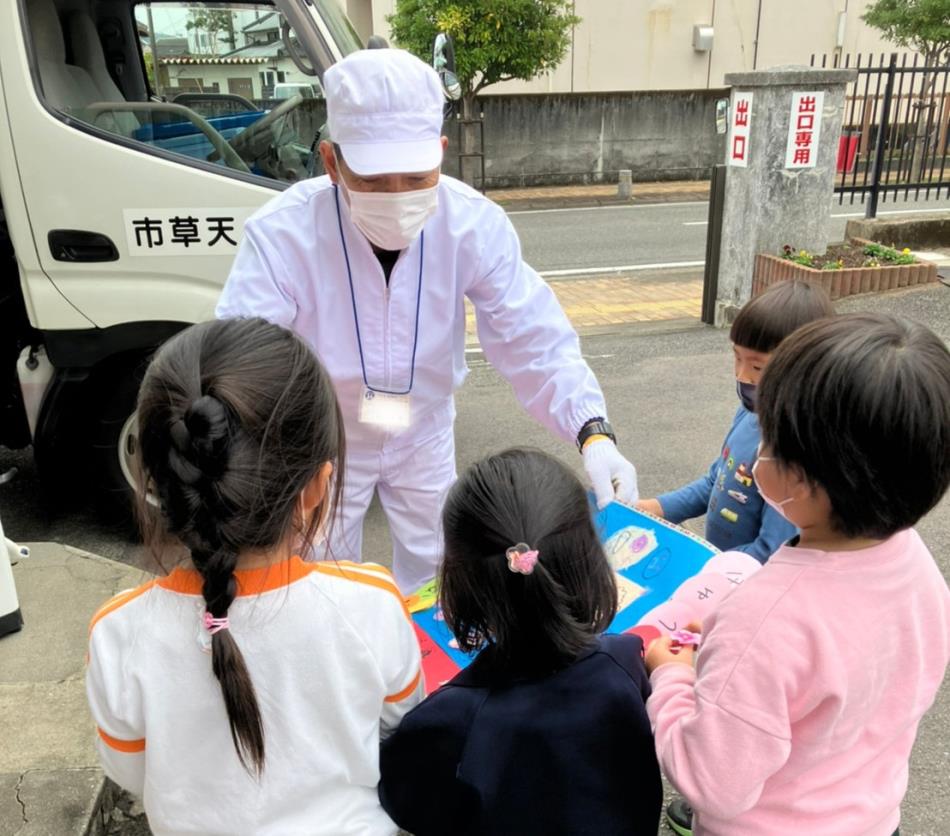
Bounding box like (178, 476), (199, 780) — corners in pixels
(811, 52), (950, 217)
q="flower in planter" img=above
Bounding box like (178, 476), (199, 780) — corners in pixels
(863, 242), (916, 265)
(822, 259), (845, 271)
(779, 246), (815, 267)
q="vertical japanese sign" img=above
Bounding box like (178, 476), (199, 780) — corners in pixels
(785, 91), (824, 169)
(123, 208), (258, 257)
(727, 91), (753, 168)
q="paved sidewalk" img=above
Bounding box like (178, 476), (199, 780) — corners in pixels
(465, 270), (705, 343)
(0, 544), (146, 836)
(548, 274), (703, 326)
(488, 179), (711, 211)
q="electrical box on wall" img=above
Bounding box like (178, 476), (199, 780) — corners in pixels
(693, 25), (714, 52)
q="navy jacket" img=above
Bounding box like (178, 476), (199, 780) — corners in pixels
(378, 634), (662, 836)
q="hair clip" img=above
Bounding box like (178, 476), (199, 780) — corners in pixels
(203, 611), (230, 635)
(506, 543), (539, 575)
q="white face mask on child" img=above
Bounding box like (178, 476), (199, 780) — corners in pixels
(752, 456), (796, 521)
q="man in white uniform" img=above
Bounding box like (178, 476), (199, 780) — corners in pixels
(217, 49), (638, 593)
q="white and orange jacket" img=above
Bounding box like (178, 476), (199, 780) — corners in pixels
(86, 557), (423, 835)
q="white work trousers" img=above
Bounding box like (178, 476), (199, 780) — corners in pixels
(319, 424), (457, 594)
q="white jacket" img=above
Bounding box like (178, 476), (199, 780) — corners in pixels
(217, 175), (607, 451)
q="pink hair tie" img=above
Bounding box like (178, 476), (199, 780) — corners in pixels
(203, 611), (230, 635)
(506, 543), (539, 575)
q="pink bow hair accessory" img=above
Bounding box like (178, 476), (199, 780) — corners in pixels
(506, 543), (539, 575)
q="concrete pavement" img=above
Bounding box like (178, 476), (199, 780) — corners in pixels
(0, 544), (146, 836)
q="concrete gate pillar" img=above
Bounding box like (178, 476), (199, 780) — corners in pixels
(715, 67), (855, 325)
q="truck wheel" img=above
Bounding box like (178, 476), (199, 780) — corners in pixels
(91, 364), (147, 525)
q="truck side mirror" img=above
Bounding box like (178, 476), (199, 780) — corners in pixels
(716, 98), (729, 135)
(433, 33), (461, 101)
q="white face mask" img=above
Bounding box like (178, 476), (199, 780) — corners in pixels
(340, 179), (439, 251)
(752, 456), (795, 521)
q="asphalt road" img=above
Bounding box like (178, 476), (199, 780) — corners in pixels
(509, 194), (950, 274)
(2, 281), (949, 834)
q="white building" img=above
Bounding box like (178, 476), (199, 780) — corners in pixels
(141, 5), (319, 100)
(340, 0), (918, 94)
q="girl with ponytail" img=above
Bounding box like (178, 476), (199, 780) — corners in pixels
(86, 318), (422, 835)
(379, 448), (662, 836)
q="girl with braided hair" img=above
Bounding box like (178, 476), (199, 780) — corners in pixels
(86, 318), (423, 835)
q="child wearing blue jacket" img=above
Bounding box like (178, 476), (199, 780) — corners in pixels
(638, 280), (834, 564)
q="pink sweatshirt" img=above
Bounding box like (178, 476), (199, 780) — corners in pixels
(648, 529), (950, 836)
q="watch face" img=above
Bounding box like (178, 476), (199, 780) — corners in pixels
(578, 420), (614, 450)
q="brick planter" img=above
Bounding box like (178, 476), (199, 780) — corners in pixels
(753, 240), (938, 301)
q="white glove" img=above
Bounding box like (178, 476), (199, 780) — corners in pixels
(582, 439), (639, 509)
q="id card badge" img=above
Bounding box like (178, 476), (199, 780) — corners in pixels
(358, 386), (411, 429)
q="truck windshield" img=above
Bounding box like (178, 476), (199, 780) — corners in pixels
(22, 0), (344, 185)
(132, 2), (327, 182)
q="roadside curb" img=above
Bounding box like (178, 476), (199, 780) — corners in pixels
(2, 766), (112, 836)
(465, 317), (710, 350)
(492, 191), (711, 212)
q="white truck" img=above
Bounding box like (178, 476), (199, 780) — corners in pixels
(0, 0), (456, 519)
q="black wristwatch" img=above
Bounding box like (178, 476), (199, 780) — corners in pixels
(576, 418), (616, 452)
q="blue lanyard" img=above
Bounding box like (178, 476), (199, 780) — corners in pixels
(334, 185), (424, 396)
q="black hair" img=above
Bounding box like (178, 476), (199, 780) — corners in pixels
(757, 313), (950, 539)
(730, 279), (835, 353)
(136, 318), (346, 775)
(439, 448), (617, 676)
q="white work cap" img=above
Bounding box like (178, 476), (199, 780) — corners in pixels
(325, 49), (444, 176)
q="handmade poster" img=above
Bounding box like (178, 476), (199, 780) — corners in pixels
(410, 499), (761, 693)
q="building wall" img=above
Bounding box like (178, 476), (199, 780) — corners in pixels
(440, 89), (728, 187)
(341, 0), (911, 93)
(166, 64), (252, 95)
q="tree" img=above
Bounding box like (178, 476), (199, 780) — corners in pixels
(388, 0), (580, 183)
(186, 9), (237, 55)
(862, 0), (950, 178)
(862, 0), (950, 63)
(143, 49), (156, 88)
